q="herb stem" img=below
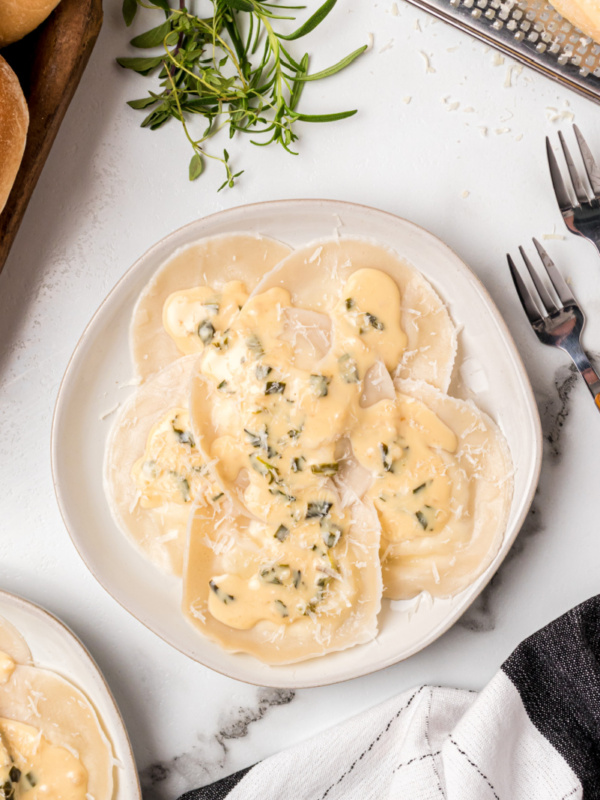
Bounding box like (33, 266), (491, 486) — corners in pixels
(118, 0), (365, 187)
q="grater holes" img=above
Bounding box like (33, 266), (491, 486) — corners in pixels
(439, 0), (600, 88)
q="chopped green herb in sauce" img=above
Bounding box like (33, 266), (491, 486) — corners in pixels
(198, 319), (215, 344)
(172, 420), (195, 447)
(249, 454), (279, 483)
(260, 566), (285, 585)
(415, 510), (429, 530)
(310, 463), (339, 476)
(379, 442), (393, 472)
(338, 353), (360, 383)
(275, 524), (290, 542)
(306, 500), (333, 519)
(246, 334), (264, 357)
(321, 521), (342, 547)
(265, 381), (286, 395)
(209, 580), (235, 603)
(255, 364), (272, 380)
(212, 330), (229, 350)
(274, 599), (289, 618)
(365, 312), (384, 331)
(244, 428), (263, 448)
(310, 374), (331, 397)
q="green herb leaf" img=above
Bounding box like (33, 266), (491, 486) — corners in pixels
(127, 96), (160, 109)
(294, 45), (367, 81)
(148, 0), (172, 12)
(223, 0), (255, 10)
(130, 20), (173, 48)
(122, 0), (138, 26)
(278, 0), (337, 40)
(294, 109), (358, 123)
(116, 56), (164, 75)
(189, 153), (204, 180)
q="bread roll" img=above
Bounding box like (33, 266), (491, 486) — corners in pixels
(550, 0), (600, 43)
(0, 56), (28, 215)
(0, 0), (62, 47)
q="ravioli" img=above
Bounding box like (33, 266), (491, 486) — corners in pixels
(104, 355), (219, 576)
(372, 379), (513, 599)
(0, 617), (31, 666)
(0, 617), (113, 800)
(251, 238), (458, 392)
(0, 664), (113, 799)
(130, 234), (291, 381)
(183, 493), (381, 663)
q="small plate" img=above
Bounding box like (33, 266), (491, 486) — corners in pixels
(51, 199), (542, 688)
(0, 590), (141, 799)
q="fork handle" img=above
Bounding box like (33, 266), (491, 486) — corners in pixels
(569, 348), (600, 409)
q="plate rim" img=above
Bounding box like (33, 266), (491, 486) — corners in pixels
(51, 198), (543, 688)
(0, 587), (142, 799)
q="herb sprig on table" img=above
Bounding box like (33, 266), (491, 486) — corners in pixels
(118, 0), (366, 190)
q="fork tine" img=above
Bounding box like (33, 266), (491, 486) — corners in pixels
(573, 124), (600, 200)
(507, 254), (544, 325)
(558, 130), (591, 206)
(518, 245), (559, 315)
(546, 137), (573, 214)
(532, 238), (575, 306)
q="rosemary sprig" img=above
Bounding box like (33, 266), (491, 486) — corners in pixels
(117, 0), (366, 189)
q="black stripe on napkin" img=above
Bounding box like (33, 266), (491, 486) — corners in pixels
(178, 765), (254, 800)
(503, 595), (600, 797)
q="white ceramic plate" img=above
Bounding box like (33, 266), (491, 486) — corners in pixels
(0, 590), (141, 799)
(51, 199), (542, 689)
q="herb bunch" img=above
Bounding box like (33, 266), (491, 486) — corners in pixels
(118, 0), (366, 189)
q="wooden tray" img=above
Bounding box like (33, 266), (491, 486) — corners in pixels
(0, 0), (103, 274)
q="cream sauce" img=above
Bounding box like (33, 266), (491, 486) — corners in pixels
(189, 269), (411, 628)
(131, 407), (208, 507)
(350, 396), (461, 544)
(197, 271), (408, 532)
(187, 262), (511, 620)
(0, 718), (87, 799)
(206, 495), (355, 630)
(130, 234), (292, 381)
(163, 280), (248, 356)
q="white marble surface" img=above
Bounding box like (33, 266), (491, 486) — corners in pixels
(2, 1), (600, 797)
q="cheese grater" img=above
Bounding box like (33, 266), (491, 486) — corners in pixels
(400, 0), (600, 103)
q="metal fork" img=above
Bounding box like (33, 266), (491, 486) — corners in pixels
(508, 238), (600, 409)
(546, 125), (600, 253)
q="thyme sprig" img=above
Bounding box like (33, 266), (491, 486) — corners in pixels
(118, 0), (366, 189)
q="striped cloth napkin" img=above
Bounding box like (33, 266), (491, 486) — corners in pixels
(178, 597), (600, 800)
